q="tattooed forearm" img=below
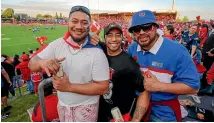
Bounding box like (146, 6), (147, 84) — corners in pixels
(30, 55), (42, 61)
(132, 106), (147, 121)
(28, 55), (43, 71)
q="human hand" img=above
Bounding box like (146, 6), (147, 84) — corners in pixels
(207, 51), (214, 57)
(39, 57), (65, 76)
(90, 30), (101, 45)
(8, 81), (12, 87)
(53, 72), (71, 92)
(143, 70), (163, 92)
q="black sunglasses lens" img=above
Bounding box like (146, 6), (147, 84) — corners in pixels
(132, 26), (142, 33)
(82, 7), (90, 13)
(142, 24), (153, 33)
(132, 24), (153, 33)
(71, 6), (90, 14)
(71, 6), (80, 11)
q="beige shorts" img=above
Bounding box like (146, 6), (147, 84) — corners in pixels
(57, 102), (99, 122)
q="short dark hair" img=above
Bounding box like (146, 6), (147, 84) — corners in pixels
(1, 54), (7, 58)
(14, 54), (19, 59)
(29, 50), (33, 54)
(191, 24), (198, 28)
(166, 25), (174, 34)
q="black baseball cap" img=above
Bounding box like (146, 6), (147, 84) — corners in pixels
(69, 5), (91, 19)
(104, 22), (123, 36)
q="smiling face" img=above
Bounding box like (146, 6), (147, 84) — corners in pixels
(189, 25), (197, 35)
(132, 24), (158, 50)
(163, 26), (170, 36)
(68, 11), (91, 43)
(105, 28), (122, 56)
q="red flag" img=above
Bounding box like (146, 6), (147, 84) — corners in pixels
(123, 30), (132, 44)
(36, 36), (48, 46)
(196, 16), (200, 21)
(90, 20), (101, 32)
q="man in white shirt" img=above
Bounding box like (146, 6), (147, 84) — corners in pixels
(28, 5), (109, 122)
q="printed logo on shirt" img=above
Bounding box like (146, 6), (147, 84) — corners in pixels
(140, 68), (149, 77)
(152, 61), (163, 68)
(103, 81), (113, 104)
(109, 68), (115, 80)
(103, 67), (115, 104)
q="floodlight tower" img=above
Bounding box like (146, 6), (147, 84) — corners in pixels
(172, 0), (175, 11)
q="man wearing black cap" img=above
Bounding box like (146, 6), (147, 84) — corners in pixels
(127, 10), (200, 122)
(29, 6), (110, 122)
(91, 22), (150, 122)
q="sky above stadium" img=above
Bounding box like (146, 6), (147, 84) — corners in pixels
(1, 0), (214, 20)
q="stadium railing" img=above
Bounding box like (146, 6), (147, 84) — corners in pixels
(38, 78), (52, 122)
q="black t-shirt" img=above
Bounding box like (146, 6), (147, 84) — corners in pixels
(98, 42), (144, 121)
(1, 62), (15, 80)
(202, 33), (214, 53)
(12, 60), (22, 75)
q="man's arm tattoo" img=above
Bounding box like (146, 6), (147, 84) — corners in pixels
(30, 55), (42, 61)
(132, 106), (147, 121)
(29, 55), (42, 67)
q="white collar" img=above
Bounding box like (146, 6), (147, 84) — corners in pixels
(137, 35), (164, 55)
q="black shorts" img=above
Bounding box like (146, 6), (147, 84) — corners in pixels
(1, 86), (9, 97)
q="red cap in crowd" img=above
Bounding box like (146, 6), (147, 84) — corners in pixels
(22, 54), (29, 61)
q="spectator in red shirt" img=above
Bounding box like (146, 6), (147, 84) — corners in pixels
(20, 52), (26, 61)
(199, 24), (209, 48)
(32, 83), (59, 122)
(15, 55), (34, 94)
(163, 25), (174, 40)
(31, 72), (43, 95)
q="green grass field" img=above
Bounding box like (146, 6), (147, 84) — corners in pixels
(1, 25), (105, 57)
(1, 25), (67, 57)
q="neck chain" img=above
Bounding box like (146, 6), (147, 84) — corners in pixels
(67, 44), (83, 55)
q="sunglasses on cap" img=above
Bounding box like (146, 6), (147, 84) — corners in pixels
(132, 23), (154, 34)
(70, 6), (90, 17)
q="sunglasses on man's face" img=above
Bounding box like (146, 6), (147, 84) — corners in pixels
(132, 23), (154, 34)
(70, 6), (90, 15)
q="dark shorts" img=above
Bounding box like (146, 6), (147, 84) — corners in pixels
(1, 85), (9, 97)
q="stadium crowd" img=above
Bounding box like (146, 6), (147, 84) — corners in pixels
(1, 5), (214, 122)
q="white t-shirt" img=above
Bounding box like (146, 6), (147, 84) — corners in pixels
(37, 37), (109, 107)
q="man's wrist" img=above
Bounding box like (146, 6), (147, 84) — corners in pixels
(158, 82), (166, 92)
(67, 82), (73, 92)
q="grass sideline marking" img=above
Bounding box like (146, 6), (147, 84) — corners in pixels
(1, 38), (11, 40)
